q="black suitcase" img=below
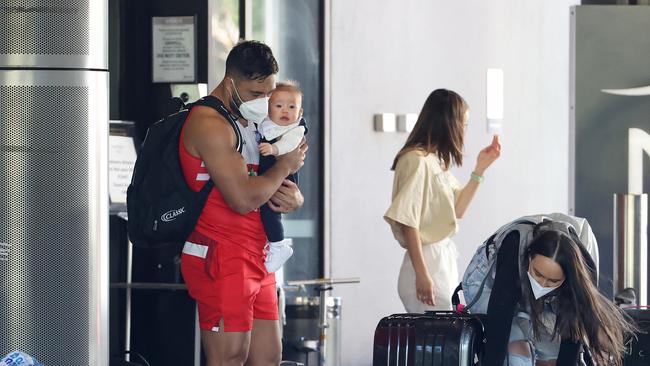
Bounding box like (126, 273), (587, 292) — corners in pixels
(373, 311), (485, 366)
(624, 308), (650, 365)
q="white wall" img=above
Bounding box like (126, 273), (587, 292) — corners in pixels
(328, 0), (580, 364)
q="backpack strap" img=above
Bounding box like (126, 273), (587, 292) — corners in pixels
(190, 96), (243, 153)
(483, 230), (522, 366)
(299, 116), (308, 135)
(464, 235), (498, 311)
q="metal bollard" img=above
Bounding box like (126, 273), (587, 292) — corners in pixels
(613, 193), (648, 305)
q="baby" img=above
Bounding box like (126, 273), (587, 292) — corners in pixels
(258, 81), (307, 273)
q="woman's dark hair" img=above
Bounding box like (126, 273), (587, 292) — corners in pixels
(225, 40), (279, 80)
(523, 227), (636, 365)
(391, 89), (468, 170)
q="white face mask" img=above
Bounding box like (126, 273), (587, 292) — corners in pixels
(527, 271), (560, 300)
(231, 79), (269, 124)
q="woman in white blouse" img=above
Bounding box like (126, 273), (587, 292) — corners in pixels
(384, 89), (501, 312)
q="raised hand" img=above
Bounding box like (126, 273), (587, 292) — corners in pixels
(475, 135), (501, 175)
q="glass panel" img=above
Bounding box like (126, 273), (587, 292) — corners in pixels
(207, 0), (240, 89)
(251, 0), (323, 282)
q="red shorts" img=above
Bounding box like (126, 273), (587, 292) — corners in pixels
(181, 231), (278, 332)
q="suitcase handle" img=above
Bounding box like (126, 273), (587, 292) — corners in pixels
(423, 311), (459, 315)
(452, 283), (463, 312)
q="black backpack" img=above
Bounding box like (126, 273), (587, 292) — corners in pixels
(126, 96), (242, 248)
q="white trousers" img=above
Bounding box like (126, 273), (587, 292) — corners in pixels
(398, 238), (459, 313)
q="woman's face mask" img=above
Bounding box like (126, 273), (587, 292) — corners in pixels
(230, 79), (269, 124)
(527, 271), (560, 299)
(527, 254), (565, 300)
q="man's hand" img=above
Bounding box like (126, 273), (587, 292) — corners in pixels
(259, 143), (278, 156)
(268, 179), (304, 213)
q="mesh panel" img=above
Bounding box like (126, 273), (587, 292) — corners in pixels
(0, 85), (90, 365)
(0, 0), (90, 55)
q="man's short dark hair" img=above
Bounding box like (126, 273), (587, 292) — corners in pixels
(225, 40), (279, 80)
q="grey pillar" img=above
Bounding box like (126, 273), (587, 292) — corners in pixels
(0, 1), (109, 365)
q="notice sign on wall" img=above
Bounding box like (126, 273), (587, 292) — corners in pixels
(108, 135), (137, 204)
(152, 16), (196, 83)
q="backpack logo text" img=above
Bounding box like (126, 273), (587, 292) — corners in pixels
(161, 207), (186, 222)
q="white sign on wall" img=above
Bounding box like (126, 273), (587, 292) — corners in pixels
(108, 135), (137, 204)
(152, 16), (196, 83)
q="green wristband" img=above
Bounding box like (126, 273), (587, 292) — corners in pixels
(471, 172), (484, 183)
